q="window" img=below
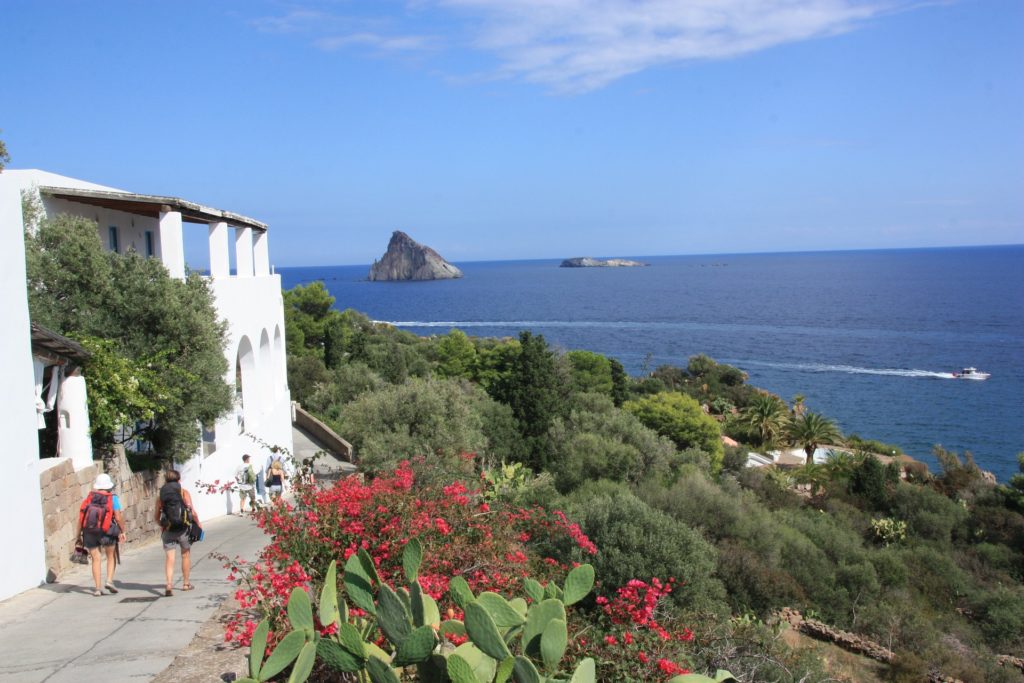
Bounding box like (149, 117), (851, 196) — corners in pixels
(108, 226), (120, 253)
(201, 423), (217, 457)
(144, 230), (154, 257)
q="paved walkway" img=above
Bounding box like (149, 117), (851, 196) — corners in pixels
(292, 424), (357, 482)
(0, 514), (267, 682)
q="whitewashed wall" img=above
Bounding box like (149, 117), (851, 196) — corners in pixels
(179, 274), (293, 520)
(0, 173), (48, 601)
(4, 169), (293, 535)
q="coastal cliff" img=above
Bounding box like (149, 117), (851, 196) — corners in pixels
(368, 231), (463, 281)
(560, 257), (648, 268)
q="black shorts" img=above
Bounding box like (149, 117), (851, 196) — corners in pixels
(82, 531), (117, 549)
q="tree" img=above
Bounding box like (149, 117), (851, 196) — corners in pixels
(741, 394), (790, 448)
(564, 349), (613, 395)
(609, 358), (629, 407)
(492, 331), (565, 470)
(435, 329), (477, 379)
(548, 393), (677, 492)
(336, 377), (489, 476)
(473, 338), (520, 393)
(0, 131), (9, 171)
(791, 394), (806, 416)
(283, 281), (336, 357)
(623, 392), (724, 471)
(785, 411), (841, 467)
(25, 214), (232, 461)
(1003, 453), (1024, 512)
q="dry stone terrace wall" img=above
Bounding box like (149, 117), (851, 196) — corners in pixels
(40, 458), (101, 581)
(39, 446), (162, 581)
(102, 446), (163, 547)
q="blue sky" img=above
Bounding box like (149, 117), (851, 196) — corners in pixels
(2, 0), (1022, 267)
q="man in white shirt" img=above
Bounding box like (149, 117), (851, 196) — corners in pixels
(234, 454), (257, 514)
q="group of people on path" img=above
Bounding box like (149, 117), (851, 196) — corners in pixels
(233, 453), (287, 514)
(75, 453), (288, 596)
(75, 469), (200, 597)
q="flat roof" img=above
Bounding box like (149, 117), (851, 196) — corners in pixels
(30, 323), (90, 364)
(38, 186), (267, 231)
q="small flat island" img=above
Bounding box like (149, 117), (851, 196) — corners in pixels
(560, 257), (649, 268)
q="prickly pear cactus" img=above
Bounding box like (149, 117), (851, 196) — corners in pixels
(245, 541), (599, 682)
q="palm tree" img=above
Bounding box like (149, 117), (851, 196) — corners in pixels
(791, 394), (806, 417)
(741, 394), (790, 448)
(787, 411), (841, 467)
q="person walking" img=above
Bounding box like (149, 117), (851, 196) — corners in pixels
(234, 454), (257, 514)
(255, 456), (268, 505)
(75, 473), (127, 596)
(155, 469), (198, 596)
(266, 456), (286, 500)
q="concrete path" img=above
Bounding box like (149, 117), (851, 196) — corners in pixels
(0, 513), (267, 682)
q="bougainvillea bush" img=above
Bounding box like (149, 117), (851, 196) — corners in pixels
(224, 458), (704, 680)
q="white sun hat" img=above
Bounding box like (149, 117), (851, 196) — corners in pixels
(93, 473), (115, 490)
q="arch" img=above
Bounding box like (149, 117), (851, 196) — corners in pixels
(273, 324), (285, 398)
(236, 336), (256, 433)
(259, 328), (273, 410)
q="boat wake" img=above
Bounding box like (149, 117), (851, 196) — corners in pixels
(731, 360), (957, 379)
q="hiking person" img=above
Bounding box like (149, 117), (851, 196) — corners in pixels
(155, 469), (198, 596)
(75, 473), (126, 596)
(234, 454), (257, 514)
(266, 456), (286, 500)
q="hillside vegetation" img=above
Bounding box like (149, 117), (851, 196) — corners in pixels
(280, 281), (1024, 682)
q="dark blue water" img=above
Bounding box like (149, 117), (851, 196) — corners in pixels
(279, 246), (1024, 481)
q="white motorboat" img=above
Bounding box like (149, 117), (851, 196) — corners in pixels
(952, 367), (990, 380)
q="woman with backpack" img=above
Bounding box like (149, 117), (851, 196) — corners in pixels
(75, 473), (127, 597)
(155, 469), (198, 596)
(267, 457), (286, 500)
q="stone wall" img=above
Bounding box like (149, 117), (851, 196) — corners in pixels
(40, 458), (101, 581)
(39, 446), (162, 582)
(103, 446), (163, 547)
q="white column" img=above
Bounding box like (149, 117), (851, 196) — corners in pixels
(58, 371), (93, 470)
(158, 209), (186, 279)
(235, 227), (254, 278)
(0, 173), (47, 599)
(253, 230), (270, 277)
(209, 221), (230, 278)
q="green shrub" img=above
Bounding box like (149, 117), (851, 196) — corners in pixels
(336, 377), (489, 475)
(623, 392), (724, 472)
(565, 481), (727, 613)
(888, 482), (969, 543)
(967, 585), (1024, 651)
(547, 393), (677, 492)
(564, 350), (614, 396)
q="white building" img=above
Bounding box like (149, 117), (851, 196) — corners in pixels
(0, 169), (293, 598)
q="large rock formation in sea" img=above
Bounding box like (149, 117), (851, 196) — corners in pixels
(368, 231), (463, 281)
(560, 257), (648, 268)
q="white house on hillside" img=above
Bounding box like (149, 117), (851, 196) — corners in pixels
(0, 169), (293, 599)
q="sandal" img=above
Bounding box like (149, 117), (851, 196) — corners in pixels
(105, 582), (118, 594)
(181, 583), (195, 591)
(92, 588), (103, 597)
(165, 586), (173, 597)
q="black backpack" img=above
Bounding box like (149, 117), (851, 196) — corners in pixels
(160, 483), (190, 532)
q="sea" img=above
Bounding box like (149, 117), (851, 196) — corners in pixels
(279, 245), (1024, 482)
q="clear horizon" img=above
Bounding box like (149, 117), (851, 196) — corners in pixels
(274, 242), (1024, 270)
(3, 1), (1022, 267)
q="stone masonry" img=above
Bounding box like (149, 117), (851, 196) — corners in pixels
(39, 446), (162, 582)
(40, 458), (101, 581)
